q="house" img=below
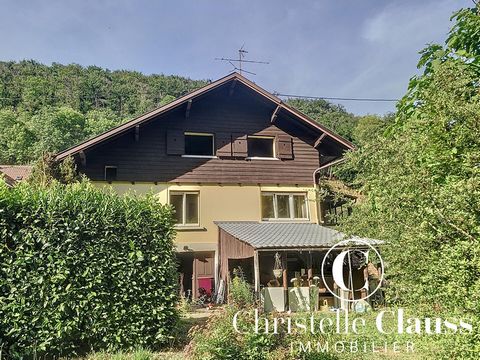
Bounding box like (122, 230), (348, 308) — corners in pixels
(0, 165), (32, 187)
(56, 72), (376, 311)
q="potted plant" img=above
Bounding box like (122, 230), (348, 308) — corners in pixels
(273, 252), (283, 278)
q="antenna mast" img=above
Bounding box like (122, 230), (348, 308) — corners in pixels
(215, 45), (269, 75)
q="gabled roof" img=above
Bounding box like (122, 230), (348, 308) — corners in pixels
(56, 72), (355, 160)
(215, 221), (381, 249)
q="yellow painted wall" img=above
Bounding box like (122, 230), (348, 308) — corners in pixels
(93, 182), (319, 250)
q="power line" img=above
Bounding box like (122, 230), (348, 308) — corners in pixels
(273, 92), (399, 102)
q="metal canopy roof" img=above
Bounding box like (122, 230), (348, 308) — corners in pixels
(215, 221), (380, 249)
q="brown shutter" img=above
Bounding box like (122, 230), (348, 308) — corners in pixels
(276, 135), (293, 159)
(166, 130), (184, 155)
(216, 132), (232, 157)
(232, 133), (247, 158)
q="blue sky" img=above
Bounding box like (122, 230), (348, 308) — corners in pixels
(0, 0), (471, 115)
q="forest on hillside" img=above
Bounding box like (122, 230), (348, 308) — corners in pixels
(0, 60), (385, 164)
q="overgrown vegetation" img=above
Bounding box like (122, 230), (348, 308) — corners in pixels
(229, 267), (255, 307)
(187, 305), (475, 360)
(0, 181), (178, 357)
(335, 5), (480, 357)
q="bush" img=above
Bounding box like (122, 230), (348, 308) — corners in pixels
(229, 267), (254, 307)
(187, 306), (279, 360)
(0, 181), (178, 357)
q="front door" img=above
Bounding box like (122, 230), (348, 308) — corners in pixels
(193, 251), (215, 299)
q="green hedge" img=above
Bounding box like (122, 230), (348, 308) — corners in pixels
(0, 181), (178, 357)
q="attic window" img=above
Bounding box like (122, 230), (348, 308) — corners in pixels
(105, 166), (117, 182)
(247, 136), (274, 158)
(184, 132), (214, 156)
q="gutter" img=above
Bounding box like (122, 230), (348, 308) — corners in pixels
(312, 157), (346, 186)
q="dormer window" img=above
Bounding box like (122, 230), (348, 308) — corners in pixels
(184, 132), (214, 157)
(247, 136), (275, 158)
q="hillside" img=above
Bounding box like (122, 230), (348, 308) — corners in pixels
(0, 60), (359, 164)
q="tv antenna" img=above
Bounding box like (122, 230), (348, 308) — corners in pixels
(215, 44), (269, 75)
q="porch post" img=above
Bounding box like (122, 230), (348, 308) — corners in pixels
(282, 252), (289, 311)
(307, 251), (313, 285)
(253, 250), (260, 294)
(362, 265), (369, 301)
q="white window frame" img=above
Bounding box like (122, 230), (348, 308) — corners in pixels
(169, 191), (200, 227)
(182, 132), (216, 158)
(261, 192), (309, 221)
(246, 135), (277, 160)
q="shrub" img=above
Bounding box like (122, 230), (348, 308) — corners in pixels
(0, 181), (178, 357)
(229, 267), (254, 307)
(187, 306), (279, 360)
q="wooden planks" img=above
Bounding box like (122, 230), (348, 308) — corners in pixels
(80, 85), (340, 184)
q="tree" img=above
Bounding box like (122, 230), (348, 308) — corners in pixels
(286, 98), (358, 141)
(352, 113), (393, 146)
(339, 5), (480, 328)
(0, 109), (35, 163)
(28, 107), (86, 158)
(85, 108), (121, 137)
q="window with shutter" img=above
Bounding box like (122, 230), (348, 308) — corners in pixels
(184, 132), (214, 156)
(247, 136), (274, 158)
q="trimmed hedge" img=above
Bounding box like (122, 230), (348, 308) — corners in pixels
(0, 181), (178, 357)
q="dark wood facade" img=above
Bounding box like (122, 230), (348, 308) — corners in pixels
(71, 79), (348, 185)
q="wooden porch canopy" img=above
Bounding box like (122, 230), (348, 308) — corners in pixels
(215, 221), (380, 293)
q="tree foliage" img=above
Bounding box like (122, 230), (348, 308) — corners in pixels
(339, 5), (480, 325)
(286, 98), (358, 141)
(0, 181), (178, 357)
(0, 61), (209, 164)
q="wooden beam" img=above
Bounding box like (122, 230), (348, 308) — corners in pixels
(314, 133), (327, 148)
(307, 251), (313, 285)
(79, 151), (86, 166)
(271, 105), (281, 123)
(134, 125), (140, 142)
(282, 252), (288, 289)
(229, 79), (237, 96)
(254, 250), (260, 294)
(282, 252), (289, 311)
(185, 99), (192, 118)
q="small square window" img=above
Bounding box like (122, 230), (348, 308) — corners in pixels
(248, 137), (274, 158)
(185, 133), (214, 156)
(105, 166), (117, 182)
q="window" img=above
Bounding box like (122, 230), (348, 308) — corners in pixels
(104, 166), (117, 182)
(261, 193), (308, 220)
(247, 136), (274, 158)
(170, 192), (199, 226)
(184, 132), (214, 156)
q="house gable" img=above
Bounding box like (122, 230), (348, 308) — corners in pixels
(57, 73), (354, 184)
